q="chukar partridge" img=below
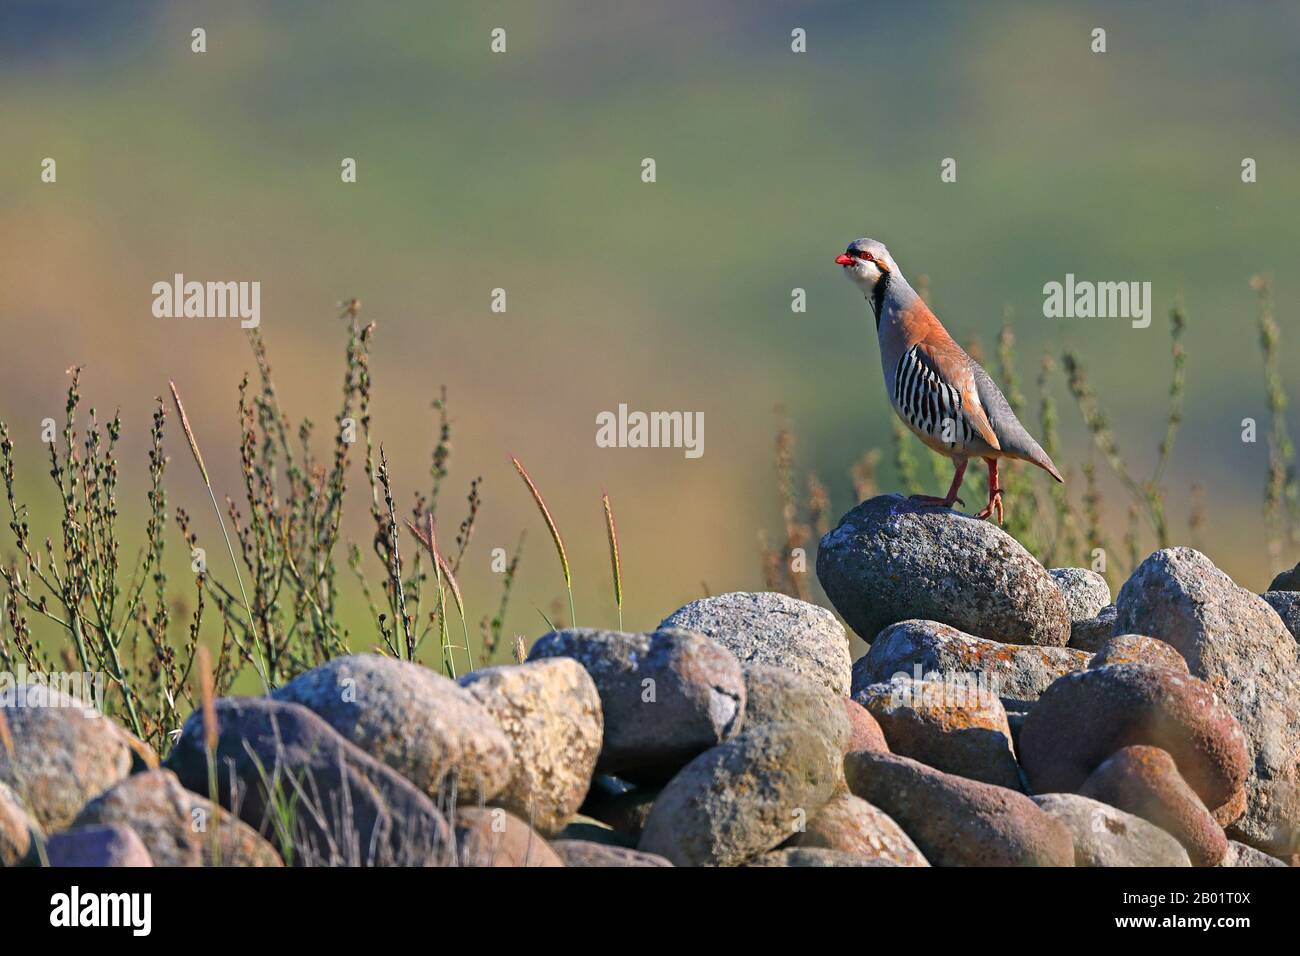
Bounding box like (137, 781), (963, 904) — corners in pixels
(835, 238), (1063, 523)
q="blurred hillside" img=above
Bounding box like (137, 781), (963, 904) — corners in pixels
(1, 0), (1298, 652)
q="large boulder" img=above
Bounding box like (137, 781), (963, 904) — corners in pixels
(458, 658), (602, 836)
(853, 619), (1091, 708)
(638, 722), (840, 867)
(1115, 548), (1300, 855)
(272, 654), (513, 803)
(786, 791), (928, 866)
(844, 750), (1073, 866)
(1049, 568), (1112, 622)
(72, 769), (282, 867)
(44, 824), (153, 867)
(527, 627), (743, 781)
(0, 685), (135, 831)
(1031, 792), (1190, 867)
(817, 495), (1070, 646)
(660, 592), (851, 694)
(166, 696), (452, 866)
(1019, 663), (1249, 823)
(854, 678), (1022, 790)
(1078, 745), (1227, 867)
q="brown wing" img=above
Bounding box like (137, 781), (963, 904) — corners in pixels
(910, 337), (1001, 452)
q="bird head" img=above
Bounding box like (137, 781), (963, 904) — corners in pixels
(835, 238), (896, 294)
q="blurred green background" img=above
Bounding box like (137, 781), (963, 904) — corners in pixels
(1, 0), (1297, 650)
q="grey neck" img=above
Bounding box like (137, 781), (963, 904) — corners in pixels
(868, 272), (918, 330)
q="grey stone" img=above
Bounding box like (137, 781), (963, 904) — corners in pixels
(853, 619), (1091, 708)
(166, 696), (452, 866)
(660, 591), (851, 694)
(272, 653), (513, 803)
(747, 847), (901, 867)
(1031, 792), (1191, 867)
(816, 495), (1070, 647)
(1069, 604), (1118, 652)
(1262, 591), (1300, 643)
(1049, 567), (1112, 621)
(1116, 548), (1300, 856)
(639, 722), (839, 867)
(1218, 839), (1289, 868)
(44, 824), (153, 867)
(73, 769), (282, 867)
(528, 627), (743, 781)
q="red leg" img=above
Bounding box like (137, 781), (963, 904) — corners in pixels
(974, 457), (1004, 524)
(910, 459), (968, 509)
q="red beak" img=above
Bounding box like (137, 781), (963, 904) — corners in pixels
(834, 253), (855, 266)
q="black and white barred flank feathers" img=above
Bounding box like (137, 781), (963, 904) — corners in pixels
(894, 345), (973, 450)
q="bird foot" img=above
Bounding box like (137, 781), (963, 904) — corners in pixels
(974, 488), (1005, 524)
(909, 493), (965, 509)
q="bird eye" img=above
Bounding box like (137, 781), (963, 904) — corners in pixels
(856, 250), (874, 261)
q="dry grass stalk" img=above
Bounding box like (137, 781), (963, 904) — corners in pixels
(169, 381), (269, 690)
(602, 492), (624, 630)
(511, 456), (575, 628)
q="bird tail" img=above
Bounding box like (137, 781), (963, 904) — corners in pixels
(1026, 444), (1064, 483)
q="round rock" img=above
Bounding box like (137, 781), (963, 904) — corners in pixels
(1049, 568), (1112, 621)
(844, 750), (1074, 867)
(816, 495), (1070, 647)
(639, 722), (840, 867)
(1078, 745), (1227, 867)
(1090, 634), (1188, 672)
(855, 678), (1022, 790)
(660, 591), (851, 694)
(45, 824), (153, 867)
(1115, 547), (1300, 855)
(453, 806), (564, 867)
(1031, 792), (1190, 867)
(0, 685), (134, 831)
(854, 619), (1091, 708)
(273, 654), (513, 803)
(459, 658), (602, 836)
(787, 791), (928, 865)
(73, 769), (282, 867)
(1020, 663), (1249, 822)
(527, 627), (744, 782)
